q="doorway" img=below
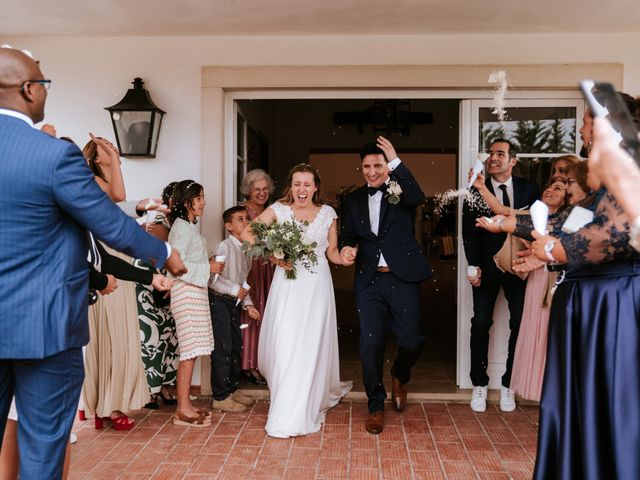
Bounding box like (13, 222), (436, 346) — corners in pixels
(234, 97), (461, 393)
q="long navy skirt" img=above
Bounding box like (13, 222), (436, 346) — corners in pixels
(534, 261), (640, 479)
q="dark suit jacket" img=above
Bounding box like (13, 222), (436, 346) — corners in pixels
(462, 175), (540, 284)
(0, 114), (168, 359)
(340, 162), (432, 293)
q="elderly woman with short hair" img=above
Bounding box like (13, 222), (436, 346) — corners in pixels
(239, 169), (275, 384)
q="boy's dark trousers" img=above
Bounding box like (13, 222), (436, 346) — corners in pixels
(209, 292), (243, 401)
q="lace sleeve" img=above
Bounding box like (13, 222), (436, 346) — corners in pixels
(513, 214), (535, 241)
(560, 189), (640, 269)
(323, 205), (338, 226)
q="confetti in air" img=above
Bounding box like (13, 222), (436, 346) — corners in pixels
(434, 188), (491, 218)
(488, 70), (508, 124)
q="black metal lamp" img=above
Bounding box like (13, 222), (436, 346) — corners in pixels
(105, 77), (166, 158)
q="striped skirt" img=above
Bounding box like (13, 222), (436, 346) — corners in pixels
(170, 280), (214, 361)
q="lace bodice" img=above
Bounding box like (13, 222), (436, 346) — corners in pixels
(270, 202), (337, 262)
(514, 189), (640, 270)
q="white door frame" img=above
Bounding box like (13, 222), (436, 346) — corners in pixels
(223, 88), (584, 389)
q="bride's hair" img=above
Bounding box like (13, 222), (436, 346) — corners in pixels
(279, 163), (325, 206)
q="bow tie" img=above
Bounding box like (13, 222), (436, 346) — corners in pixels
(368, 185), (386, 196)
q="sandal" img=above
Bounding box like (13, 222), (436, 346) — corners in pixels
(173, 411), (211, 428)
(158, 388), (177, 406)
(95, 414), (135, 431)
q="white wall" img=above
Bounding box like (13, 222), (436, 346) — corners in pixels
(4, 33), (640, 202)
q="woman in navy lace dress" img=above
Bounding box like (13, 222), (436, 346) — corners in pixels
(512, 124), (640, 479)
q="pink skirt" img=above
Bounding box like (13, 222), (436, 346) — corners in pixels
(170, 280), (214, 361)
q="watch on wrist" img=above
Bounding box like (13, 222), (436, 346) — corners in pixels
(631, 216), (640, 253)
(544, 240), (557, 262)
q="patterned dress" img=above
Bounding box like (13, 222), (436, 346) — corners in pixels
(135, 215), (179, 393)
(168, 218), (214, 360)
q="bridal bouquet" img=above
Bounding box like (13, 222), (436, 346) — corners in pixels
(242, 220), (318, 280)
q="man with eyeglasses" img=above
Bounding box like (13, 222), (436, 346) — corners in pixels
(0, 47), (187, 479)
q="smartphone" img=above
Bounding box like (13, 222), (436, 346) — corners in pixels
(580, 80), (640, 165)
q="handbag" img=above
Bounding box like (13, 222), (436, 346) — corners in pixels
(493, 234), (529, 280)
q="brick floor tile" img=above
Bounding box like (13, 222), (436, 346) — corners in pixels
(454, 419), (484, 435)
(217, 464), (255, 477)
(317, 457), (348, 478)
(213, 421), (244, 436)
(496, 444), (532, 463)
(441, 460), (475, 478)
(178, 429), (213, 446)
(350, 468), (382, 480)
(187, 454), (226, 475)
(380, 458), (412, 479)
(261, 437), (293, 457)
(165, 444), (201, 463)
(401, 404), (426, 420)
(294, 430), (322, 448)
(409, 451), (440, 471)
(150, 462), (188, 480)
(201, 434), (236, 455)
(412, 471), (446, 480)
(139, 413), (174, 429)
(288, 447), (321, 468)
(402, 419), (429, 434)
(469, 451), (505, 472)
(486, 427), (518, 444)
(461, 434), (495, 452)
(436, 442), (469, 462)
(378, 441), (408, 460)
(80, 462), (126, 480)
(101, 441), (143, 463)
(405, 433), (436, 452)
(226, 445), (261, 466)
(426, 413), (453, 427)
(117, 474), (152, 480)
(477, 472), (511, 480)
(284, 467), (317, 479)
(377, 425), (404, 442)
(236, 428), (267, 447)
(323, 423), (350, 438)
(350, 448), (379, 469)
(351, 432), (379, 450)
(430, 425), (461, 443)
(422, 404), (448, 414)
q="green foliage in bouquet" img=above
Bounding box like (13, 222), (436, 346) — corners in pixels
(242, 220), (318, 279)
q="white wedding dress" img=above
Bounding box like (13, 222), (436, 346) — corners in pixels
(258, 202), (352, 438)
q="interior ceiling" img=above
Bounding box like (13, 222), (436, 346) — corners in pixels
(1, 0), (639, 36)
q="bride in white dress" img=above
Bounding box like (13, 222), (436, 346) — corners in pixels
(242, 163), (352, 438)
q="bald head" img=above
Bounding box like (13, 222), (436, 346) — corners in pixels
(0, 47), (47, 123)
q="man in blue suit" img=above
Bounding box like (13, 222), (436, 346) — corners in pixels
(0, 47), (186, 479)
(340, 136), (432, 434)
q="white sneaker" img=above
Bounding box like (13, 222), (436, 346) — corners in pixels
(500, 386), (516, 412)
(70, 433), (78, 444)
(470, 386), (487, 412)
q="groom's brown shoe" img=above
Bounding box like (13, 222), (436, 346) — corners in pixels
(365, 411), (384, 435)
(392, 377), (408, 412)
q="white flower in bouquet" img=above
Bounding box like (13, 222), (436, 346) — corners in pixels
(273, 249), (285, 260)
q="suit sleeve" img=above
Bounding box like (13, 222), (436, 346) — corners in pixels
(462, 190), (482, 267)
(97, 242), (154, 284)
(52, 144), (168, 268)
(89, 265), (108, 290)
(391, 162), (425, 208)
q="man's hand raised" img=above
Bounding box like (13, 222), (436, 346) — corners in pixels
(165, 249), (187, 276)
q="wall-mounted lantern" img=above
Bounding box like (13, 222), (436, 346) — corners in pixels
(105, 77), (165, 158)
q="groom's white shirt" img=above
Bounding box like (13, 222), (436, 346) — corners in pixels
(368, 157), (401, 268)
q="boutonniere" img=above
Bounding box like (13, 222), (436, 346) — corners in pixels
(386, 180), (402, 204)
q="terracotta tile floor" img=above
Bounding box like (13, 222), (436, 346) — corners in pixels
(68, 400), (538, 479)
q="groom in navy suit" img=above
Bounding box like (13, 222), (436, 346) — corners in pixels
(340, 137), (432, 434)
(0, 47), (186, 479)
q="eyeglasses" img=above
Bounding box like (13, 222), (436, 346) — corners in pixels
(20, 79), (51, 92)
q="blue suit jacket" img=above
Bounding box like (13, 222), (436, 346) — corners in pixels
(339, 162), (432, 293)
(0, 114), (168, 359)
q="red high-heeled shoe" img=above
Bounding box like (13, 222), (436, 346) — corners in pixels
(78, 410), (87, 421)
(94, 414), (135, 431)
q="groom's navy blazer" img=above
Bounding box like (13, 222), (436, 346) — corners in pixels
(340, 162), (432, 293)
(0, 114), (169, 359)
